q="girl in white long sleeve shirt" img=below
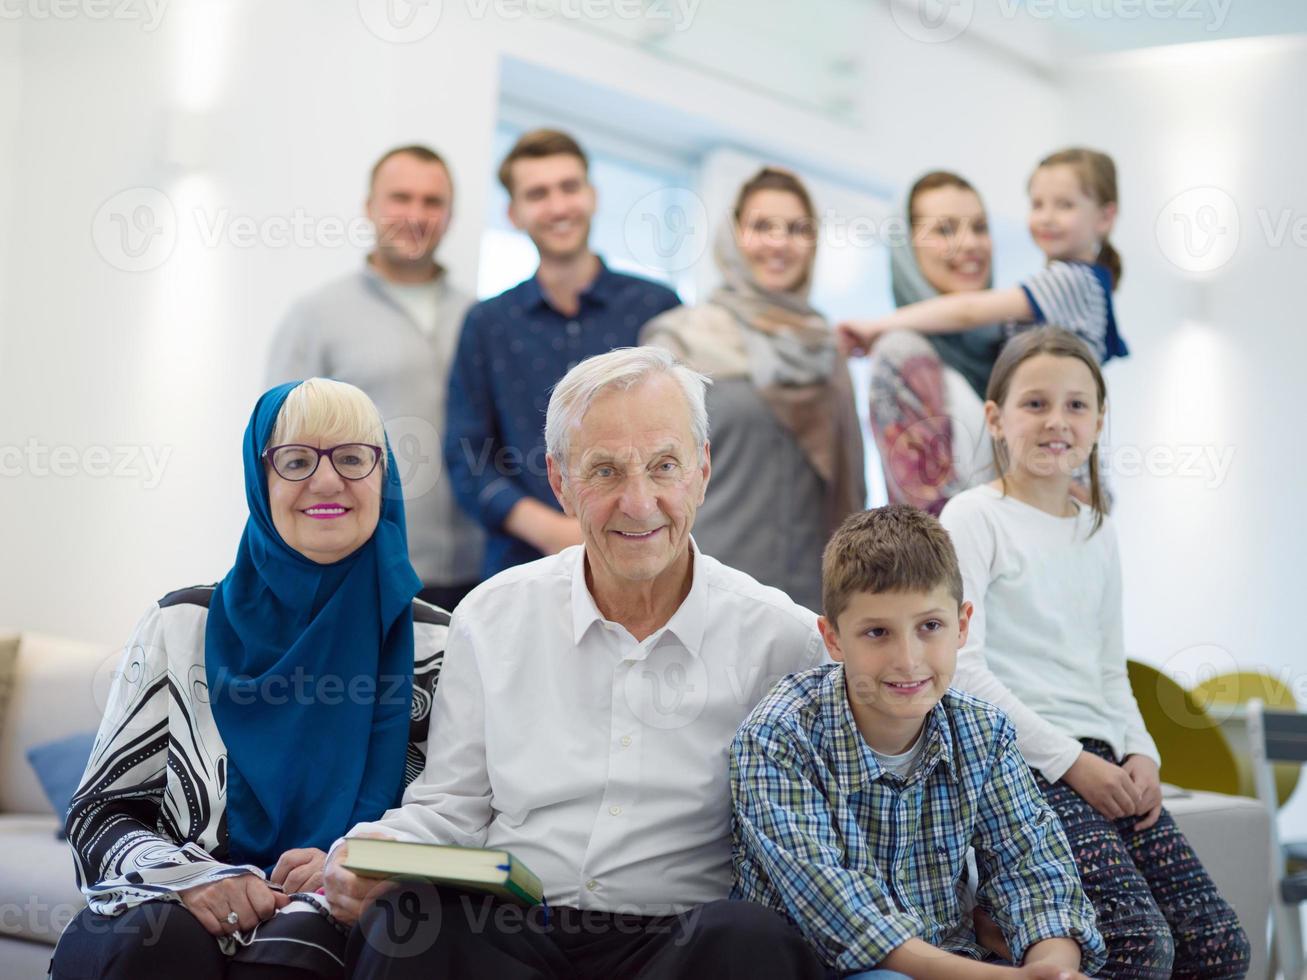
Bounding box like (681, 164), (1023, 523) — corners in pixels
(941, 327), (1249, 980)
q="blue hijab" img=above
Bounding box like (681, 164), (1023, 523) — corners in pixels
(206, 381), (421, 872)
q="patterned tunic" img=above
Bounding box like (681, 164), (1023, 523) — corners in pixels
(65, 585), (447, 953)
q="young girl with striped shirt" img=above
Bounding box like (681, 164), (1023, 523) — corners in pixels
(839, 148), (1128, 367)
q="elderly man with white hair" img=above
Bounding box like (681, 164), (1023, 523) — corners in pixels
(324, 346), (831, 978)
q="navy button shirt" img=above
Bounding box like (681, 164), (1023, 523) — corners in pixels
(444, 260), (680, 578)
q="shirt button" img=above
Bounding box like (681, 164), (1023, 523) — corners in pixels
(609, 805), (622, 816)
(566, 321), (581, 337)
(586, 878), (598, 891)
(620, 735), (632, 747)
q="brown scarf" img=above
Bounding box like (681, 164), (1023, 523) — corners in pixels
(643, 221), (865, 532)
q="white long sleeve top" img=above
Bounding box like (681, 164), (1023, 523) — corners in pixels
(347, 542), (824, 914)
(940, 485), (1160, 782)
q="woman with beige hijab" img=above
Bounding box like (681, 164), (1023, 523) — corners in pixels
(641, 167), (864, 611)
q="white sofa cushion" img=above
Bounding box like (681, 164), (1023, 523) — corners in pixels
(0, 633), (115, 815)
(0, 814), (85, 944)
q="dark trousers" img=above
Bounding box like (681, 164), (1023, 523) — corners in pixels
(51, 902), (344, 980)
(345, 885), (832, 979)
(417, 581), (478, 613)
(1037, 740), (1252, 980)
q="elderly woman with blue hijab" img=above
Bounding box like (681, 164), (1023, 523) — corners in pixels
(51, 378), (448, 980)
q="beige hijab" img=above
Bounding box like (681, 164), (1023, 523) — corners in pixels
(643, 219), (865, 532)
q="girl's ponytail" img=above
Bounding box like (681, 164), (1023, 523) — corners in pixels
(1098, 237), (1123, 290)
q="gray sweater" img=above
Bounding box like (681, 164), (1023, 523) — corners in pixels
(266, 264), (482, 586)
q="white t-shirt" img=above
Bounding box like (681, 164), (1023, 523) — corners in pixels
(377, 275), (442, 336)
(868, 727), (928, 780)
(940, 484), (1159, 782)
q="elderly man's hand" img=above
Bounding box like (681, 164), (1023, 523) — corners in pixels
(270, 847), (327, 895)
(323, 836), (399, 928)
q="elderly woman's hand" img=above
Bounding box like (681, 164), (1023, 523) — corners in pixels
(271, 847), (328, 895)
(323, 835), (398, 928)
(180, 873), (290, 937)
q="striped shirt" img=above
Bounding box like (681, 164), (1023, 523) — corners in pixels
(730, 665), (1106, 974)
(1018, 260), (1127, 364)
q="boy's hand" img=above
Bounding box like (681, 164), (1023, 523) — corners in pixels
(1061, 750), (1142, 820)
(1121, 754), (1163, 830)
(973, 907), (1012, 960)
(1013, 965), (1090, 979)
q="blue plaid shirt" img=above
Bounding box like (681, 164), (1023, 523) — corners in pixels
(730, 664), (1106, 974)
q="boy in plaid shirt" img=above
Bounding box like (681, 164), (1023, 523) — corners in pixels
(730, 506), (1105, 979)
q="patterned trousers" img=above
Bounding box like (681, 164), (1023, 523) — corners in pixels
(1037, 740), (1251, 979)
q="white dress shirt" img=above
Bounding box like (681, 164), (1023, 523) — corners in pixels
(347, 541), (823, 913)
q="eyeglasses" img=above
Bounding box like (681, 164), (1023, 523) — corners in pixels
(263, 443), (382, 482)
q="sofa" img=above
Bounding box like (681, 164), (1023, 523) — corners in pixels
(0, 630), (116, 980)
(0, 628), (1277, 979)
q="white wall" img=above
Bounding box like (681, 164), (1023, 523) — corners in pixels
(0, 0), (1067, 644)
(1065, 34), (1307, 837)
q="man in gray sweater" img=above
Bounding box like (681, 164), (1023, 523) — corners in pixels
(267, 145), (482, 609)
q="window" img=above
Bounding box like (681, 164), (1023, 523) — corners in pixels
(476, 122), (699, 302)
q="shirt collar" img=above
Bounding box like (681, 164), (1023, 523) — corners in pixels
(361, 255), (445, 291)
(569, 537), (707, 657)
(818, 665), (959, 791)
(524, 255), (614, 313)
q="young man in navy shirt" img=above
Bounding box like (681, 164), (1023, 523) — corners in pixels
(444, 129), (681, 578)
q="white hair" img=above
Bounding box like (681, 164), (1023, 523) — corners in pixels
(545, 347), (710, 469)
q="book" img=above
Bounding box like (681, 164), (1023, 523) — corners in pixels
(342, 839), (545, 908)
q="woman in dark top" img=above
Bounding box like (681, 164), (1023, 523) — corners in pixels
(641, 167), (864, 611)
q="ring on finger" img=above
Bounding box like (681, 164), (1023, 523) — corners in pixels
(225, 910), (240, 926)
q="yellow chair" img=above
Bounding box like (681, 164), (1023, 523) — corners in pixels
(1193, 670), (1301, 806)
(1127, 659), (1240, 796)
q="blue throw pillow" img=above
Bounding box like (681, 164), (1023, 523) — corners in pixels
(26, 731), (96, 839)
